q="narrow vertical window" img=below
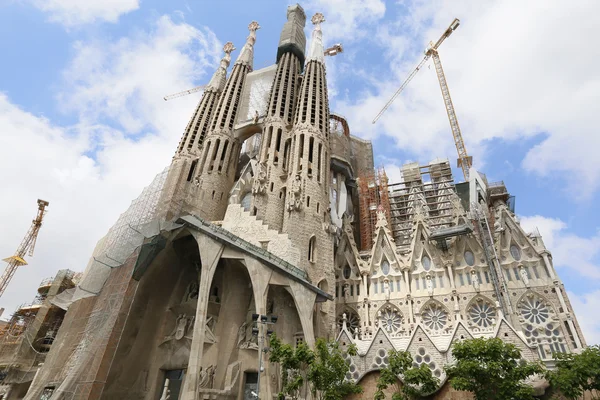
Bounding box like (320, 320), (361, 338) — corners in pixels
(308, 236), (316, 262)
(218, 140), (229, 172)
(186, 159), (198, 182)
(317, 143), (322, 182)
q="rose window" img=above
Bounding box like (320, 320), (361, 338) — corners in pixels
(520, 296), (549, 324)
(468, 300), (496, 328)
(378, 308), (403, 333)
(338, 311), (360, 335)
(422, 304), (448, 331)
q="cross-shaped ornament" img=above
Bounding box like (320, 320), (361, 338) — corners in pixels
(311, 12), (325, 25)
(248, 21), (260, 32)
(223, 42), (235, 55)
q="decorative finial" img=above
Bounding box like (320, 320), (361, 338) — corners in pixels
(311, 12), (325, 25)
(248, 21), (260, 32)
(223, 41), (235, 55)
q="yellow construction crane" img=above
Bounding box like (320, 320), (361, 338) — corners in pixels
(0, 199), (49, 298)
(163, 44), (344, 101)
(373, 18), (472, 181)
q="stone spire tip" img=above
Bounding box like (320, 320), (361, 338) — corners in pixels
(307, 13), (325, 63)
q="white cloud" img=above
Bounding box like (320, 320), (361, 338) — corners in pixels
(31, 0), (139, 26)
(520, 215), (600, 280)
(305, 0), (386, 42)
(567, 290), (600, 345)
(323, 0), (600, 193)
(0, 16), (221, 316)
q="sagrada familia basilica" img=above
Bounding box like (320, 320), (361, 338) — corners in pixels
(0, 3), (586, 400)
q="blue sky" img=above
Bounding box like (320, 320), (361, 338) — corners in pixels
(0, 0), (598, 343)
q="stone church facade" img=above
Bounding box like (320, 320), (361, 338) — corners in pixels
(8, 3), (585, 400)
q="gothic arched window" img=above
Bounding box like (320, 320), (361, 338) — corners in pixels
(464, 250), (475, 266)
(422, 255), (432, 271)
(510, 245), (521, 261)
(308, 236), (316, 262)
(381, 259), (390, 276)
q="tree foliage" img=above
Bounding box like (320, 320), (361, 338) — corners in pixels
(546, 345), (600, 399)
(445, 337), (544, 400)
(268, 334), (362, 400)
(374, 350), (439, 400)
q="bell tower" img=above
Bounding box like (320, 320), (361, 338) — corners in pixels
(157, 43), (234, 220)
(282, 13), (335, 333)
(194, 21), (260, 221)
(252, 5), (306, 231)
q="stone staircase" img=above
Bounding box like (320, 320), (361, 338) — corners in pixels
(221, 204), (301, 267)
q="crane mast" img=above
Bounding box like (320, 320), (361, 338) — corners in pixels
(0, 199), (49, 298)
(373, 18), (472, 181)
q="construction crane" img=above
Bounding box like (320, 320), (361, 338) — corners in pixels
(0, 199), (49, 298)
(373, 19), (472, 181)
(163, 44), (344, 101)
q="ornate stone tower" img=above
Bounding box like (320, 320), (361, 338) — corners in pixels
(282, 13), (335, 333)
(194, 22), (260, 221)
(157, 43), (234, 220)
(252, 4), (306, 231)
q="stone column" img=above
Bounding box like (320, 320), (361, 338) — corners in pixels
(446, 263), (456, 289)
(244, 257), (274, 400)
(361, 272), (368, 299)
(181, 234), (224, 400)
(289, 281), (317, 347)
(541, 251), (556, 280)
(403, 270), (411, 295)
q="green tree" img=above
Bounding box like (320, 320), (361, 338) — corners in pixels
(307, 339), (363, 400)
(445, 337), (545, 400)
(269, 333), (314, 400)
(268, 334), (362, 400)
(374, 350), (439, 400)
(546, 345), (600, 399)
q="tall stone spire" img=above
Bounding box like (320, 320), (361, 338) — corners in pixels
(283, 12), (333, 282)
(276, 4), (307, 66)
(193, 21), (260, 221)
(307, 13), (325, 63)
(205, 41), (235, 92)
(175, 42), (235, 157)
(234, 21), (260, 70)
(251, 5), (307, 232)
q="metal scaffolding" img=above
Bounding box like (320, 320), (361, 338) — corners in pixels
(357, 167), (391, 251)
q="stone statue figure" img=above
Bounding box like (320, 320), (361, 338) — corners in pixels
(471, 271), (480, 292)
(426, 276), (433, 296)
(198, 365), (215, 389)
(237, 321), (258, 350)
(164, 314), (191, 343)
(288, 174), (302, 211)
(175, 314), (188, 340)
(252, 163), (267, 194)
(520, 267), (530, 286)
(383, 279), (390, 300)
(185, 281), (199, 302)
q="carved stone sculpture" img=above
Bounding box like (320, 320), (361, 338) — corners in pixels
(426, 276), (433, 297)
(520, 266), (530, 286)
(237, 321), (258, 350)
(252, 163), (267, 194)
(198, 365), (215, 389)
(471, 271), (480, 292)
(287, 174), (303, 211)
